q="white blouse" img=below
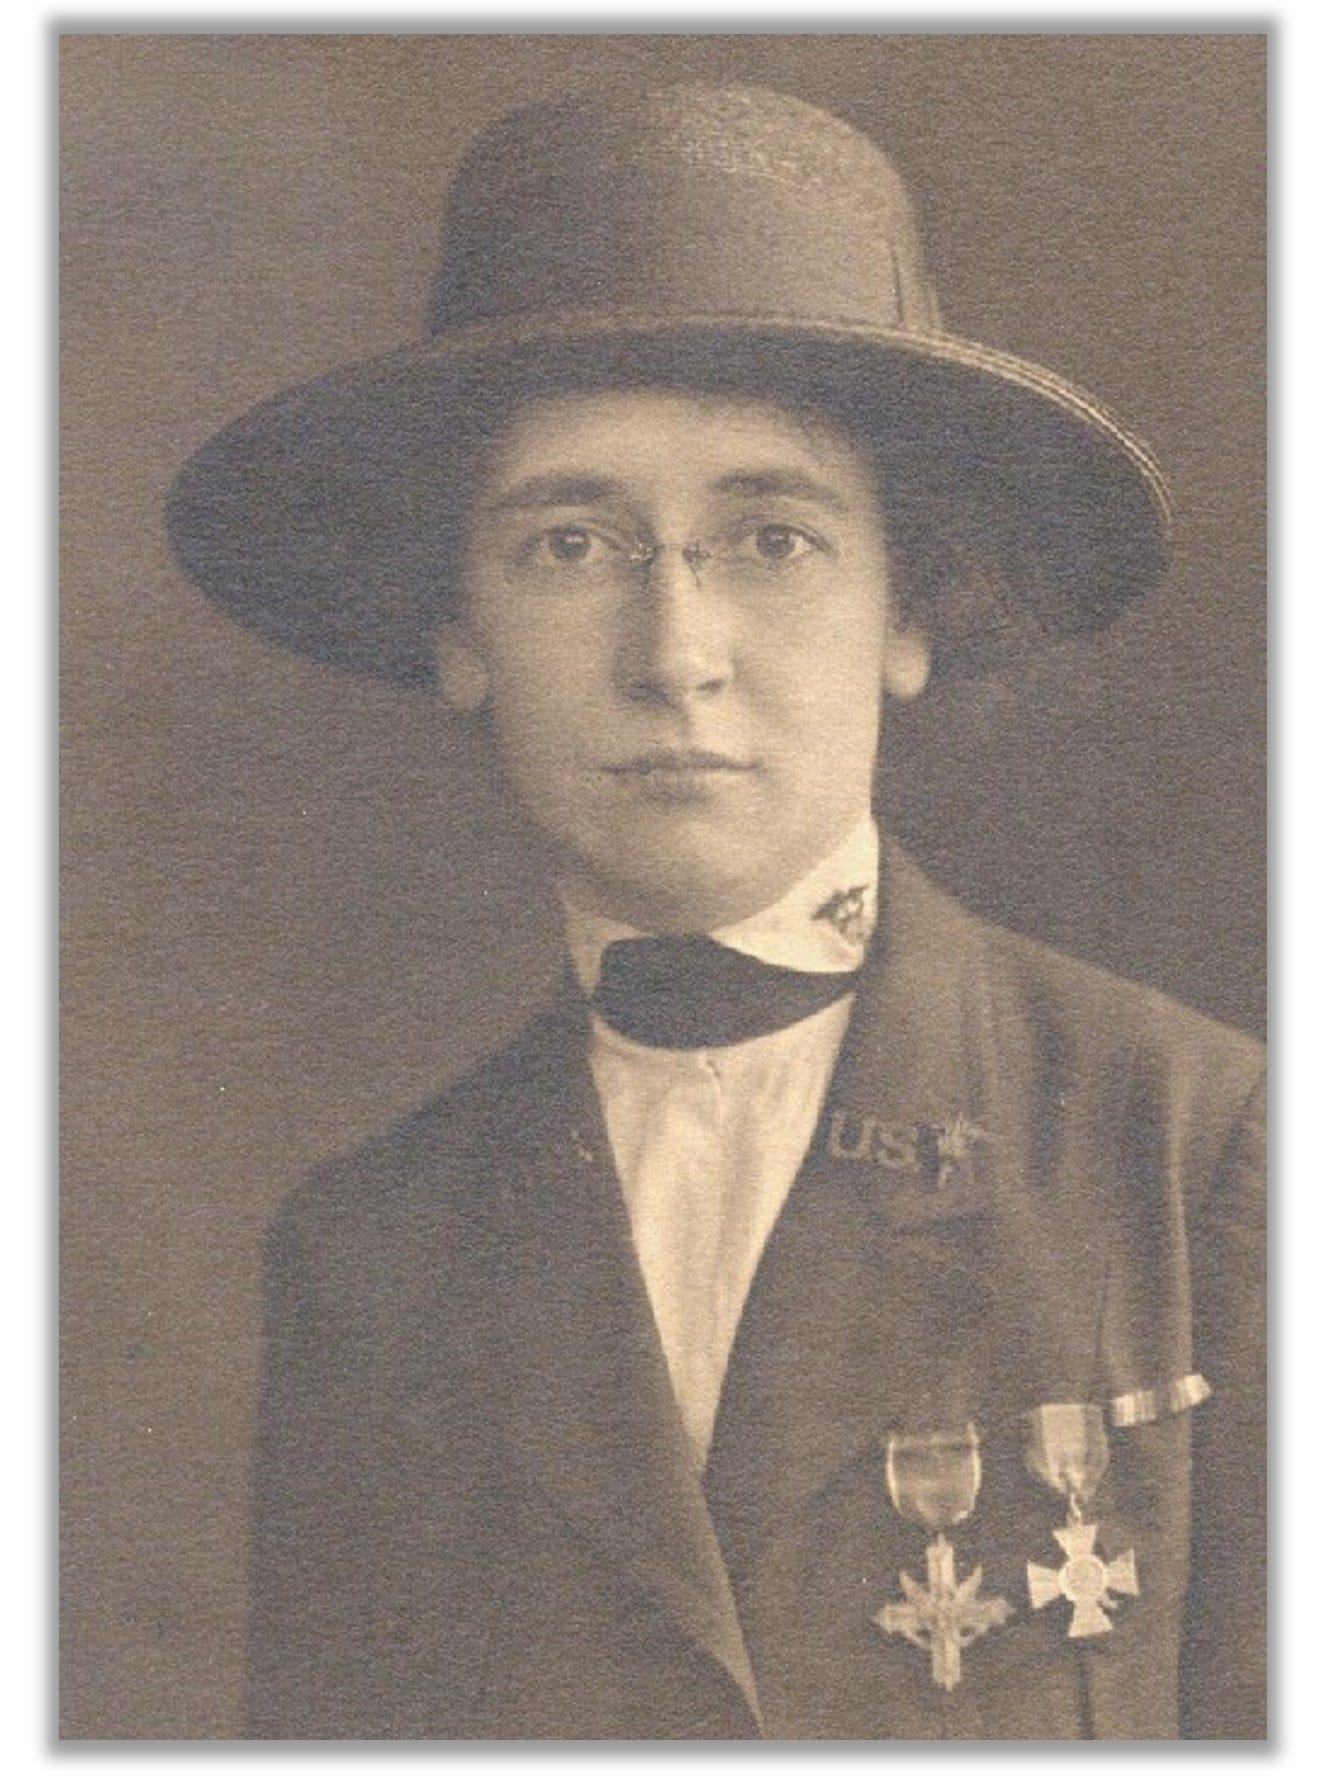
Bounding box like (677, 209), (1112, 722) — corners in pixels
(562, 817), (878, 1469)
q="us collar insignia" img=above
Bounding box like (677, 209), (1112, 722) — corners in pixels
(1023, 1403), (1139, 1637)
(826, 1107), (990, 1190)
(874, 1425), (1012, 1690)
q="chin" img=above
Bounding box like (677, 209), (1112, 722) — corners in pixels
(575, 825), (812, 933)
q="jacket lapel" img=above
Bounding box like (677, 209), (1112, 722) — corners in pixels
(487, 997), (761, 1724)
(704, 842), (1077, 1581)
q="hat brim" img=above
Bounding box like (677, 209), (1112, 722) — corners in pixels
(166, 315), (1173, 688)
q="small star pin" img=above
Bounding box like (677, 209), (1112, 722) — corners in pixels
(916, 1113), (990, 1188)
(936, 1113), (988, 1164)
(1027, 1519), (1139, 1637)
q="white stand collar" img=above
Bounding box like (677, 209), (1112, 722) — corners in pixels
(562, 815), (879, 996)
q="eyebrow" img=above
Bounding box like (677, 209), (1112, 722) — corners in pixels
(481, 475), (624, 514)
(481, 468), (854, 516)
(711, 470), (853, 513)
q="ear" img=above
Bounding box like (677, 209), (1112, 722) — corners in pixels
(434, 620), (491, 713)
(882, 609), (932, 702)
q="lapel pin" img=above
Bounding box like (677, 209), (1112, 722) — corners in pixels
(825, 1107), (991, 1187)
(812, 883), (874, 947)
(915, 1113), (991, 1189)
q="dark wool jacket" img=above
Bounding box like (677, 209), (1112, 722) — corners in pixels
(249, 843), (1266, 1740)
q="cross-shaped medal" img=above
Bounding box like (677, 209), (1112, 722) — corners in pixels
(1027, 1519), (1139, 1636)
(874, 1532), (1013, 1691)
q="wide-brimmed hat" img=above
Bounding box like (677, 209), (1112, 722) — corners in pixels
(166, 82), (1172, 688)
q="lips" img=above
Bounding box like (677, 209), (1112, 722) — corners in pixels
(605, 749), (755, 776)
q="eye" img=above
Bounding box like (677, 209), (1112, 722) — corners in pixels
(735, 522), (829, 568)
(512, 525), (626, 575)
(542, 526), (598, 563)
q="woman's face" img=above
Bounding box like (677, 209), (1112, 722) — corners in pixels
(440, 388), (930, 931)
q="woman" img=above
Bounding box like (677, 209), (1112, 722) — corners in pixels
(169, 82), (1265, 1740)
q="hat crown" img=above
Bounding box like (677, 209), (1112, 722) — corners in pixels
(167, 81), (1172, 690)
(429, 82), (942, 339)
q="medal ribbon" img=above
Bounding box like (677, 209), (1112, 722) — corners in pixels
(885, 1424), (982, 1531)
(1023, 1403), (1109, 1511)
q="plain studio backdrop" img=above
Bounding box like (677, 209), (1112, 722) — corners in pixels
(59, 33), (1265, 1739)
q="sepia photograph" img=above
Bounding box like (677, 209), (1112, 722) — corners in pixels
(59, 30), (1266, 1740)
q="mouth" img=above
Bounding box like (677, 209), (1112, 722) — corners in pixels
(604, 749), (756, 778)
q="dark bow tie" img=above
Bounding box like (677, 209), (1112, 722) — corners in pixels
(590, 935), (861, 1049)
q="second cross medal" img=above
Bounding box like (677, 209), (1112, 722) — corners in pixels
(1024, 1403), (1139, 1637)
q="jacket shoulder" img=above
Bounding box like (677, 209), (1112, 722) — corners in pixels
(882, 838), (1263, 1110)
(267, 1001), (574, 1255)
(972, 910), (1264, 1108)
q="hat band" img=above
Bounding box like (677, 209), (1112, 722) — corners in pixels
(431, 161), (929, 336)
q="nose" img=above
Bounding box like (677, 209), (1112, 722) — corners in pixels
(617, 544), (733, 706)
